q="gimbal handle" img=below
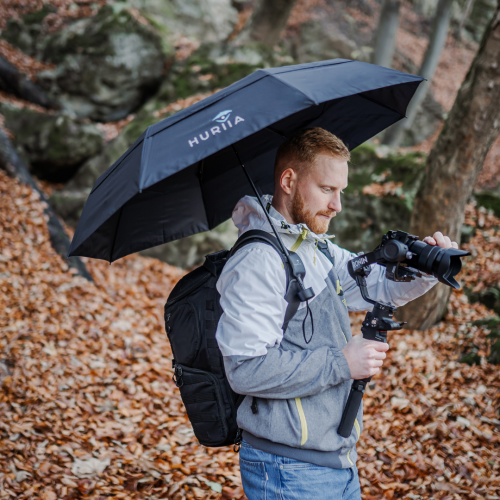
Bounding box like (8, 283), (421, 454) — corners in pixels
(338, 258), (405, 439)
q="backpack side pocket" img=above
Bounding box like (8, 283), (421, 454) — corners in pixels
(174, 364), (232, 447)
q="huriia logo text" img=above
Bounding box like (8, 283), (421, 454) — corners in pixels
(188, 110), (245, 147)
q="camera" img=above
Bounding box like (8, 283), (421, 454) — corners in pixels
(338, 230), (470, 438)
(349, 229), (470, 290)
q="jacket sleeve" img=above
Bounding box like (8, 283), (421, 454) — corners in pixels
(216, 244), (351, 399)
(331, 242), (438, 312)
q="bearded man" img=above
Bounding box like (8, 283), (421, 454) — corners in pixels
(215, 127), (458, 500)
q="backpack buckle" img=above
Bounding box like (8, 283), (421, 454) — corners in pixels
(172, 364), (184, 388)
(233, 428), (242, 453)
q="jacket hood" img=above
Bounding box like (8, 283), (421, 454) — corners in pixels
(232, 195), (333, 242)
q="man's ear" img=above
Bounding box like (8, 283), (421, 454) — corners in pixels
(280, 167), (296, 195)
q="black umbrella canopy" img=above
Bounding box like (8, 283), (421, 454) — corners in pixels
(69, 58), (423, 262)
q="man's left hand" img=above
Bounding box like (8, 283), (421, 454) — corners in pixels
(423, 231), (459, 249)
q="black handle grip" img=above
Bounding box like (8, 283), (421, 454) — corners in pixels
(337, 378), (368, 438)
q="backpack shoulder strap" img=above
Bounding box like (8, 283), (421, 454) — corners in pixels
(229, 229), (287, 263)
(228, 229), (299, 332)
(317, 239), (335, 267)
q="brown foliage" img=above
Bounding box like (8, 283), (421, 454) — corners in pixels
(1, 169), (499, 499)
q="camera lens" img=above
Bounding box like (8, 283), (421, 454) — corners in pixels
(406, 240), (469, 289)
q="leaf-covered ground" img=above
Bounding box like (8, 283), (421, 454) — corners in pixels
(1, 169), (499, 499)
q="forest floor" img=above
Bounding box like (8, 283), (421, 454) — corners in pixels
(1, 167), (499, 500)
(1, 1), (499, 499)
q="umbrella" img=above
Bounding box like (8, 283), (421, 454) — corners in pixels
(68, 58), (423, 264)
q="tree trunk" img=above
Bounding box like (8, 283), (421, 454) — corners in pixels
(384, 0), (454, 146)
(372, 0), (402, 68)
(242, 0), (297, 47)
(398, 1), (500, 330)
(0, 55), (58, 110)
(0, 127), (93, 282)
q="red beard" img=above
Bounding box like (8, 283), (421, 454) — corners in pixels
(290, 190), (335, 235)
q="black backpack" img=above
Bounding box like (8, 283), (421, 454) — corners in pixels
(164, 229), (334, 448)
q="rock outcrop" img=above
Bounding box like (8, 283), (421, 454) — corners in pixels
(285, 19), (361, 63)
(128, 0), (239, 44)
(1, 103), (103, 182)
(5, 5), (172, 122)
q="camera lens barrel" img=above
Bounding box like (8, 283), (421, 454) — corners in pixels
(406, 240), (469, 289)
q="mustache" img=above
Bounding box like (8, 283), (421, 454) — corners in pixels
(316, 210), (336, 218)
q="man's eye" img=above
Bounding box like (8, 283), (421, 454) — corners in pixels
(323, 187), (331, 193)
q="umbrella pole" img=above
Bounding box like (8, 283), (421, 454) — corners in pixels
(232, 146), (314, 301)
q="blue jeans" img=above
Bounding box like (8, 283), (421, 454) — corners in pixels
(239, 439), (361, 500)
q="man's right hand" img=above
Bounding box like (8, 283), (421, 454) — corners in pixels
(341, 334), (389, 379)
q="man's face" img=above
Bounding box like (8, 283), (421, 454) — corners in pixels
(290, 153), (348, 234)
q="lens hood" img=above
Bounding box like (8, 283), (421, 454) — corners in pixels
(436, 248), (471, 289)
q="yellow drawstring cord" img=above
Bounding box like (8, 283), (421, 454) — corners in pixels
(290, 227), (309, 252)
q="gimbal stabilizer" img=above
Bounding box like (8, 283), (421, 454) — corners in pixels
(336, 257), (405, 437)
(337, 230), (470, 438)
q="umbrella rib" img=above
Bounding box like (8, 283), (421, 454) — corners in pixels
(109, 206), (124, 263)
(197, 159), (211, 229)
(262, 59), (352, 77)
(90, 137), (145, 197)
(271, 75), (316, 106)
(265, 127), (287, 140)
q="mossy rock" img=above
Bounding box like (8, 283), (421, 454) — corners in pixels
(284, 18), (358, 64)
(35, 4), (172, 122)
(1, 5), (56, 56)
(49, 189), (91, 227)
(167, 42), (282, 100)
(127, 0), (238, 44)
(330, 143), (427, 252)
(0, 103), (103, 182)
(124, 41), (292, 140)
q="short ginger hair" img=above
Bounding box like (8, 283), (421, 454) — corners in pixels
(274, 127), (350, 181)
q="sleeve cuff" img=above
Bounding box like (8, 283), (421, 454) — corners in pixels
(332, 348), (351, 383)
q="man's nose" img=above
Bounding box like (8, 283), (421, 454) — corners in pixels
(329, 194), (342, 213)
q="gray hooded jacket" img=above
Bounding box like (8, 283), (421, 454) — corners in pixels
(216, 195), (437, 468)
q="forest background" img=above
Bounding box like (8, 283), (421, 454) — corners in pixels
(0, 0), (499, 499)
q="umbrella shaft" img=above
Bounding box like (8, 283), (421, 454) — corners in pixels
(232, 146), (290, 259)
